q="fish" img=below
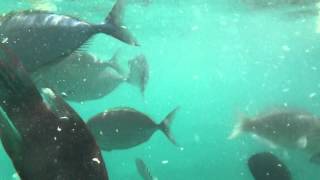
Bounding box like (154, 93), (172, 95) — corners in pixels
(135, 158), (154, 180)
(229, 108), (320, 161)
(87, 107), (179, 151)
(33, 52), (149, 102)
(0, 44), (108, 179)
(241, 0), (319, 9)
(248, 152), (291, 180)
(0, 0), (138, 73)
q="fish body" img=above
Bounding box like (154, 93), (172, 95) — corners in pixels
(87, 107), (179, 151)
(229, 109), (320, 154)
(135, 158), (154, 180)
(0, 44), (108, 179)
(0, 0), (137, 72)
(33, 52), (149, 102)
(248, 152), (291, 180)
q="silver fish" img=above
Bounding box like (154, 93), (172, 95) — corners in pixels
(33, 52), (149, 102)
(0, 0), (138, 72)
(87, 107), (179, 151)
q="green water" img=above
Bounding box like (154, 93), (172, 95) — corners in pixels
(1, 0), (320, 179)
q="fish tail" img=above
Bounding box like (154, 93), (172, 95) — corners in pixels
(127, 54), (149, 95)
(158, 107), (180, 146)
(228, 113), (250, 140)
(107, 50), (125, 75)
(101, 0), (139, 46)
(0, 45), (42, 108)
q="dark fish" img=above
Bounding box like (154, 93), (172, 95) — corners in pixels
(33, 52), (149, 102)
(0, 0), (138, 72)
(229, 108), (320, 156)
(248, 152), (291, 180)
(135, 158), (154, 180)
(87, 107), (179, 151)
(0, 44), (108, 179)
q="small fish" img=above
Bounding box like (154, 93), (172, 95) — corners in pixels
(87, 107), (179, 151)
(0, 0), (138, 72)
(33, 52), (149, 102)
(248, 152), (291, 180)
(135, 158), (154, 180)
(229, 108), (320, 161)
(0, 44), (108, 179)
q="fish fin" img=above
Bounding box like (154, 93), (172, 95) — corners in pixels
(107, 50), (125, 74)
(135, 158), (154, 180)
(228, 113), (250, 139)
(297, 136), (308, 149)
(41, 88), (83, 122)
(102, 0), (139, 46)
(158, 107), (180, 147)
(126, 55), (149, 95)
(0, 107), (23, 165)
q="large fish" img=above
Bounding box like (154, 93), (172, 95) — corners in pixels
(87, 107), (179, 151)
(0, 44), (108, 179)
(135, 158), (155, 180)
(0, 0), (138, 72)
(229, 108), (320, 161)
(248, 152), (291, 180)
(33, 52), (149, 102)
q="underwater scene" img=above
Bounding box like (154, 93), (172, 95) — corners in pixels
(0, 0), (320, 179)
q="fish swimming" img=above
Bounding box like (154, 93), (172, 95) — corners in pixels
(33, 52), (149, 102)
(0, 0), (138, 73)
(248, 152), (291, 180)
(229, 108), (320, 161)
(0, 44), (108, 179)
(87, 107), (179, 151)
(135, 158), (154, 180)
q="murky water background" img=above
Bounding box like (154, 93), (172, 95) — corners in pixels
(1, 0), (320, 179)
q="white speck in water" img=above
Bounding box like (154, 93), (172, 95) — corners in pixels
(282, 45), (290, 52)
(82, 78), (87, 82)
(286, 123), (290, 127)
(311, 66), (317, 71)
(1, 37), (8, 43)
(282, 88), (289, 92)
(266, 172), (270, 176)
(54, 136), (57, 141)
(179, 147), (184, 151)
(99, 130), (103, 135)
(92, 158), (101, 164)
(161, 160), (169, 164)
(59, 116), (69, 120)
(277, 163), (282, 167)
(57, 126), (62, 132)
(194, 134), (200, 142)
(191, 25), (199, 31)
(115, 128), (119, 133)
(309, 92), (317, 98)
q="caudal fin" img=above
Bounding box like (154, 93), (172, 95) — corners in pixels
(228, 113), (250, 140)
(127, 54), (149, 95)
(158, 107), (179, 146)
(103, 0), (139, 46)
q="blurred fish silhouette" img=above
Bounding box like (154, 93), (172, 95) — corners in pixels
(135, 158), (155, 180)
(33, 52), (149, 102)
(248, 152), (291, 180)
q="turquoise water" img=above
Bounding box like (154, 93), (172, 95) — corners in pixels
(1, 0), (320, 179)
